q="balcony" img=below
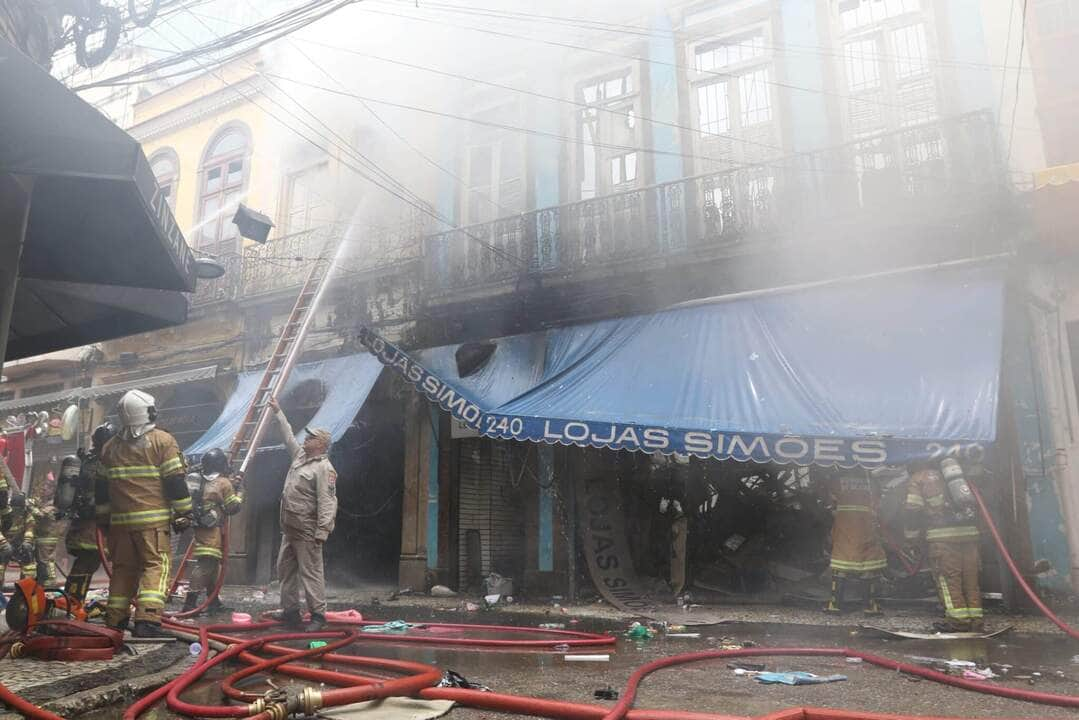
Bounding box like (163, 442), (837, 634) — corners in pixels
(423, 111), (1006, 294)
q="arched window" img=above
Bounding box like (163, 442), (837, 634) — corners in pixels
(149, 149), (179, 210)
(197, 125), (250, 254)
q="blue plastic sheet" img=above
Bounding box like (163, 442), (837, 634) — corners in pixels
(185, 353), (383, 459)
(361, 267), (1004, 468)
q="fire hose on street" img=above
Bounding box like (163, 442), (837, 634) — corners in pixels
(4, 477), (1079, 718)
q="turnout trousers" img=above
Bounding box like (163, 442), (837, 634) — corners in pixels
(277, 533), (326, 616)
(190, 527), (224, 594)
(64, 519), (102, 602)
(928, 540), (982, 625)
(106, 525), (171, 628)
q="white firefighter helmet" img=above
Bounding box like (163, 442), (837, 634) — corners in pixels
(117, 389), (157, 439)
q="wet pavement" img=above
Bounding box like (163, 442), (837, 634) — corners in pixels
(71, 606), (1079, 720)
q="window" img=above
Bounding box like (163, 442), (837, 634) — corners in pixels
(581, 71), (633, 104)
(197, 126), (249, 254)
(150, 149), (179, 210)
(844, 38), (881, 91)
(610, 152), (637, 186)
(463, 104), (524, 223)
(690, 30), (774, 138)
(839, 0), (920, 31)
(695, 33), (767, 72)
(892, 23), (929, 79)
(576, 68), (640, 198)
(282, 164), (329, 235)
(837, 1), (937, 135)
(738, 69), (772, 126)
(697, 81), (730, 135)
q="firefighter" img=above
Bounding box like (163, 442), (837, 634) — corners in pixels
(181, 447), (243, 615)
(0, 450), (14, 566)
(99, 390), (193, 637)
(823, 470), (886, 615)
(905, 458), (983, 633)
(62, 423), (115, 603)
(33, 455), (82, 585)
(267, 396), (337, 632)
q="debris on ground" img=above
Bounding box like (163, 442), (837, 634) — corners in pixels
(593, 686), (619, 700)
(755, 671), (848, 686)
(539, 622), (566, 629)
(625, 622), (655, 640)
(430, 585), (457, 597)
(437, 670), (490, 692)
(564, 654), (610, 662)
(361, 620), (411, 633)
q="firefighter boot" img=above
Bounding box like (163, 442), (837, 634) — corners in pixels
(305, 612), (327, 633)
(182, 592), (201, 614)
(63, 573), (92, 604)
(132, 620), (172, 639)
(281, 607), (303, 628)
(863, 579), (883, 617)
(968, 618), (985, 634)
(824, 576), (846, 614)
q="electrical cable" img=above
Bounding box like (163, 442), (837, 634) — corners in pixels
(1004, 0), (1029, 170)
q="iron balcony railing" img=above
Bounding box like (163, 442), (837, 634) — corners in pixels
(423, 111), (1004, 292)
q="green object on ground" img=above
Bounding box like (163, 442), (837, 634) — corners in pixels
(309, 640), (328, 649)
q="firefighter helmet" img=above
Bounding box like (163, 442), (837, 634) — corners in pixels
(91, 422), (117, 451)
(117, 390), (156, 438)
(201, 448), (230, 476)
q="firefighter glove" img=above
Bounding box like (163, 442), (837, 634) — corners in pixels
(172, 511), (193, 533)
(14, 540), (34, 565)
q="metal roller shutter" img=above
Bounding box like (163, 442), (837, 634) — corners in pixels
(457, 437), (526, 592)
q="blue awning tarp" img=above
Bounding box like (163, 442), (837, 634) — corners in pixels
(361, 266), (1004, 468)
(185, 353), (383, 458)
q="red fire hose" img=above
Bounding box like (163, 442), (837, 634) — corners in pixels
(969, 483), (1079, 641)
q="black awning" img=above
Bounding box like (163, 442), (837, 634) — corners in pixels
(0, 36), (195, 293)
(6, 278), (188, 361)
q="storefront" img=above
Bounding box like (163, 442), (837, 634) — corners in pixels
(362, 262), (1044, 605)
(185, 353), (400, 585)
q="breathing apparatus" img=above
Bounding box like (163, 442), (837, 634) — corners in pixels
(939, 457), (976, 522)
(55, 455), (80, 518)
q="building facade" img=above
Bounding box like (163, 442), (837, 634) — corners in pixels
(6, 0), (1078, 601)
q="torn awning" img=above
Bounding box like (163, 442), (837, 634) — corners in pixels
(0, 36), (195, 293)
(361, 266), (1004, 468)
(184, 354), (383, 459)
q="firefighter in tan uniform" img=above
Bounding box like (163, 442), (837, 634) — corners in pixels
(62, 423), (115, 603)
(181, 448), (243, 615)
(267, 396), (337, 632)
(824, 470), (886, 615)
(905, 458), (983, 633)
(3, 465), (66, 582)
(0, 451), (16, 567)
(99, 390), (193, 637)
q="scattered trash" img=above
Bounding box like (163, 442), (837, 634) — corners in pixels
(326, 610), (364, 623)
(719, 644), (743, 651)
(625, 622), (654, 640)
(728, 662), (765, 672)
(231, 612), (252, 624)
(565, 654), (610, 662)
(430, 585), (457, 598)
(438, 670), (490, 692)
(553, 644), (571, 652)
(252, 590), (266, 601)
(362, 620), (411, 634)
(539, 623), (566, 630)
(189, 642), (202, 656)
(465, 603), (480, 612)
(962, 668), (997, 681)
(723, 534), (746, 552)
(845, 657), (863, 664)
(485, 573), (514, 596)
(667, 633), (701, 639)
(755, 672), (847, 686)
(309, 640), (327, 650)
(667, 624), (687, 633)
(1072, 655), (1079, 665)
(593, 687), (619, 700)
